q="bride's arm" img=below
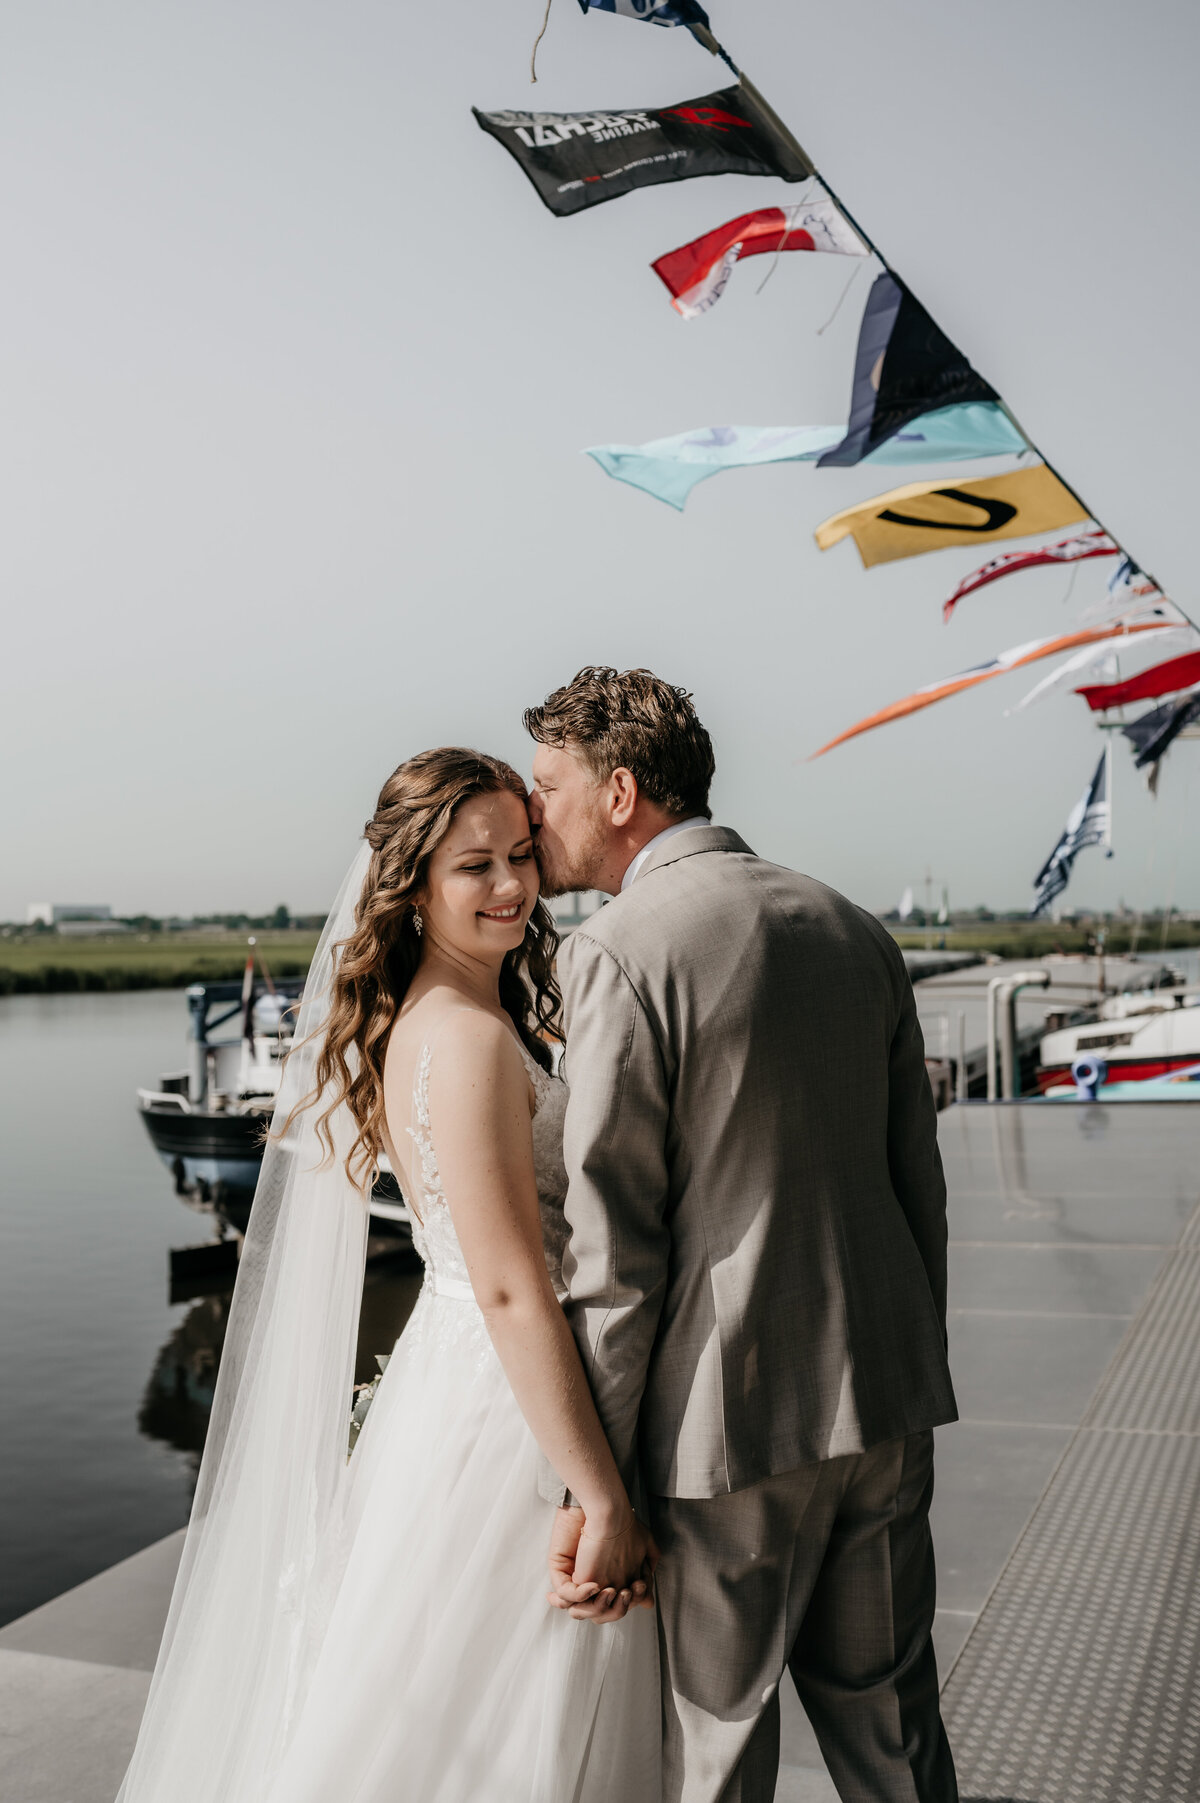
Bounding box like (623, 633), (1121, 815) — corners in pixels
(401, 1011), (656, 1607)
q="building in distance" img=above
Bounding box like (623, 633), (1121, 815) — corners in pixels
(25, 904), (131, 936)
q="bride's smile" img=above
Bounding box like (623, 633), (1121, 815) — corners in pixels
(417, 790), (540, 960)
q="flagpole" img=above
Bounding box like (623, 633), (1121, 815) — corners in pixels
(685, 20), (1199, 640)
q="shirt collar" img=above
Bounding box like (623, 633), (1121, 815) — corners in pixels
(620, 818), (710, 893)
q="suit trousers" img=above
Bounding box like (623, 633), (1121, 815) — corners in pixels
(649, 1431), (958, 1803)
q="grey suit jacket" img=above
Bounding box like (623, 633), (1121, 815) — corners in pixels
(553, 826), (957, 1502)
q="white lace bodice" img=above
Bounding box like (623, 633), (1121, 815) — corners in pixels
(405, 1035), (570, 1302)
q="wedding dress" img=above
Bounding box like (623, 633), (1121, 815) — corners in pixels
(260, 1035), (661, 1803)
(115, 845), (660, 1803)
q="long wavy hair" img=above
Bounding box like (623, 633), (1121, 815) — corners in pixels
(302, 748), (562, 1186)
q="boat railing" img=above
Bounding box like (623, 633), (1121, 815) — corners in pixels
(138, 1087), (192, 1115)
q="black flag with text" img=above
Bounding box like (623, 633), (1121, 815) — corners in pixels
(472, 86), (807, 218)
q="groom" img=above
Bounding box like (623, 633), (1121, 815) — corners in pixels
(526, 667), (959, 1803)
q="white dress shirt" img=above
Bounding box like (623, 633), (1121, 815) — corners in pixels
(620, 818), (710, 893)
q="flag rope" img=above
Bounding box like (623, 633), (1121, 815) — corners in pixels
(530, 0), (555, 82)
(683, 19), (1199, 639)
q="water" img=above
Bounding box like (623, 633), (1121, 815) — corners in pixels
(0, 991), (419, 1627)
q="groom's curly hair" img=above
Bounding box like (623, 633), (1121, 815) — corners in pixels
(523, 667), (715, 818)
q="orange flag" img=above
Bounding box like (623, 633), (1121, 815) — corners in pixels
(810, 621), (1174, 758)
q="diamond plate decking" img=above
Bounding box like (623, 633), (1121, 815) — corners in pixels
(940, 1107), (1200, 1803)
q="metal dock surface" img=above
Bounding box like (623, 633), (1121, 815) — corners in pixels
(2, 1102), (1198, 1802)
(936, 1103), (1200, 1803)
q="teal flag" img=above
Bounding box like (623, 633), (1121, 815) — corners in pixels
(585, 402), (1026, 510)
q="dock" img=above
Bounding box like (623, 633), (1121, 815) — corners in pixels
(2, 1101), (1198, 1801)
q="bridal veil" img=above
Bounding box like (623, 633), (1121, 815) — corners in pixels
(117, 843), (374, 1802)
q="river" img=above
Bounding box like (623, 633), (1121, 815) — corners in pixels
(0, 990), (419, 1627)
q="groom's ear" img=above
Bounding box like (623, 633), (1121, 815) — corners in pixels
(608, 767), (639, 828)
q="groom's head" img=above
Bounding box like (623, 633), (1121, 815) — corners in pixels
(524, 665), (714, 897)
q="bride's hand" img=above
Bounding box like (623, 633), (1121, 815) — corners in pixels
(546, 1505), (659, 1624)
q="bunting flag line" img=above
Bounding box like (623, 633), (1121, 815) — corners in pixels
(1030, 746), (1112, 918)
(942, 531), (1120, 623)
(577, 0), (712, 25)
(1121, 691), (1200, 770)
(1009, 618), (1190, 712)
(815, 464), (1089, 569)
(809, 621), (1170, 759)
(587, 403), (1027, 510)
(1076, 647), (1200, 712)
(817, 274), (1002, 467)
(651, 198), (866, 318)
(472, 84), (806, 217)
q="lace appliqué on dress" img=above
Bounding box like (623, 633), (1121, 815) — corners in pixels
(404, 1035), (570, 1300)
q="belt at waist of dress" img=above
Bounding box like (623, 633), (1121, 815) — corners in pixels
(429, 1275), (477, 1304)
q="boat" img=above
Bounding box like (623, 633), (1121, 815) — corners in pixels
(1044, 1059), (1200, 1102)
(137, 952), (411, 1246)
(1036, 984), (1200, 1091)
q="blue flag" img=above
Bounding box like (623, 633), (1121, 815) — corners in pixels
(586, 403), (1027, 511)
(578, 0), (711, 25)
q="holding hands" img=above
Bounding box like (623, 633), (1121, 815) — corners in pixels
(546, 1504), (659, 1625)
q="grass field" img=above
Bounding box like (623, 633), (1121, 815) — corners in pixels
(3, 919), (1197, 995)
(0, 931), (322, 994)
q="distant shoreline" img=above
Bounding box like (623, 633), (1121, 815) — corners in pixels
(890, 923), (1200, 962)
(2, 923), (1198, 996)
(0, 931), (321, 996)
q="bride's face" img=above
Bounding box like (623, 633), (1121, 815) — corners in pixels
(420, 790), (539, 963)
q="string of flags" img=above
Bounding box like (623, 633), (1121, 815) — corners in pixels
(475, 1), (1197, 911)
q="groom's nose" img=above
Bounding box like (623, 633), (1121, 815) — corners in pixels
(527, 790), (545, 828)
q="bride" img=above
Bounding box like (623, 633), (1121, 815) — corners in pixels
(117, 748), (661, 1803)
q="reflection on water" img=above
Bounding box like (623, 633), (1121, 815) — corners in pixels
(0, 990), (426, 1627)
(139, 1294), (228, 1466)
(137, 1260), (424, 1477)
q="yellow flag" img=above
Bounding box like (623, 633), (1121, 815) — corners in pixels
(815, 464), (1089, 568)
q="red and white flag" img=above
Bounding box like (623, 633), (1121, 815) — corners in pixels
(941, 530), (1119, 622)
(1077, 648), (1200, 712)
(652, 195), (866, 319)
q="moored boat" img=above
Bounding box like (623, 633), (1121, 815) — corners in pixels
(137, 956), (411, 1245)
(1036, 986), (1200, 1091)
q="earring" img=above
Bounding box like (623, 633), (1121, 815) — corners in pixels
(412, 906), (423, 937)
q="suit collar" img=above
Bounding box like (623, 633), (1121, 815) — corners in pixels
(632, 824), (752, 884)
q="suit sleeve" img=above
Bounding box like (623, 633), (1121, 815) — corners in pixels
(884, 950), (949, 1334)
(555, 929), (672, 1494)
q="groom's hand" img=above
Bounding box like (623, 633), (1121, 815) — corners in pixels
(546, 1505), (658, 1624)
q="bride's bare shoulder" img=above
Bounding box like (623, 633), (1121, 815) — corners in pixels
(387, 1001), (522, 1086)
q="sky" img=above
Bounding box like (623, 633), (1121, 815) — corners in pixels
(3, 0), (1198, 920)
